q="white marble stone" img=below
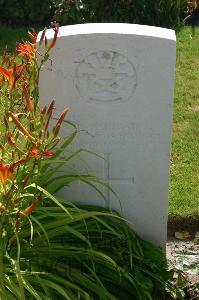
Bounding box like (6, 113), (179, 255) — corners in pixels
(39, 23), (176, 247)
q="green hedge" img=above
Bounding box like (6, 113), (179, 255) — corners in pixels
(0, 0), (188, 29)
(0, 0), (54, 25)
(53, 0), (187, 29)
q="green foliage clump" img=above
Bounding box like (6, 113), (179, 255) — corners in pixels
(53, 0), (187, 29)
(6, 201), (169, 299)
(0, 0), (54, 25)
(0, 0), (193, 29)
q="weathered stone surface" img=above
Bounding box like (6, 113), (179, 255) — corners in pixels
(39, 23), (176, 247)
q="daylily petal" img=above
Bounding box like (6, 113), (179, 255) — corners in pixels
(17, 42), (36, 61)
(0, 164), (14, 185)
(42, 151), (54, 157)
(24, 198), (40, 215)
(10, 159), (26, 171)
(28, 29), (37, 46)
(29, 147), (39, 158)
(48, 25), (59, 50)
(0, 67), (11, 81)
(0, 171), (6, 185)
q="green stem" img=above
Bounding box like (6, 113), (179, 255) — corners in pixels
(0, 236), (7, 300)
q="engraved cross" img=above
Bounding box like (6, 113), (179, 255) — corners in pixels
(103, 153), (134, 200)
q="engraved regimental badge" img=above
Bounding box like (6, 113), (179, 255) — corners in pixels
(75, 51), (137, 103)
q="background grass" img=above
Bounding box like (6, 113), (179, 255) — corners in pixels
(170, 26), (199, 219)
(0, 25), (198, 220)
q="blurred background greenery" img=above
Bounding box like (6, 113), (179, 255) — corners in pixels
(0, 0), (198, 29)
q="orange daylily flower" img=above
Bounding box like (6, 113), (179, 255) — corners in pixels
(28, 29), (37, 46)
(29, 147), (40, 158)
(38, 28), (47, 47)
(23, 84), (33, 111)
(0, 67), (15, 89)
(53, 107), (69, 137)
(0, 63), (25, 89)
(29, 147), (54, 159)
(0, 164), (14, 185)
(17, 41), (36, 61)
(10, 113), (35, 140)
(24, 197), (40, 216)
(10, 159), (27, 171)
(42, 151), (55, 157)
(48, 24), (59, 50)
(0, 159), (26, 185)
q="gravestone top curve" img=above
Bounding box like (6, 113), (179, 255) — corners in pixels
(37, 23), (176, 41)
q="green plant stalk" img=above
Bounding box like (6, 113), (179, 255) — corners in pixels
(0, 236), (7, 300)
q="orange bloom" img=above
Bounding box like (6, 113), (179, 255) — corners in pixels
(23, 84), (33, 111)
(17, 41), (36, 61)
(53, 107), (69, 137)
(0, 63), (25, 89)
(28, 29), (37, 46)
(0, 164), (14, 185)
(10, 113), (35, 140)
(0, 67), (15, 89)
(29, 147), (40, 158)
(38, 28), (47, 47)
(42, 151), (55, 157)
(48, 25), (59, 50)
(29, 147), (54, 159)
(24, 197), (40, 215)
(0, 159), (26, 185)
(10, 159), (27, 171)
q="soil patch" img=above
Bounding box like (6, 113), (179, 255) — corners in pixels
(167, 218), (199, 299)
(168, 218), (199, 238)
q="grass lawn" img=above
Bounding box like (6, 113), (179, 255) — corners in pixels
(0, 24), (198, 220)
(170, 26), (199, 219)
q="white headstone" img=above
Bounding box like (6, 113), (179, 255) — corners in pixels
(39, 23), (176, 247)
